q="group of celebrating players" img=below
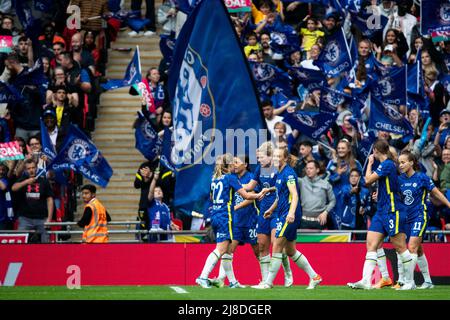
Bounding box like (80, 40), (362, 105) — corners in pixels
(195, 139), (450, 290)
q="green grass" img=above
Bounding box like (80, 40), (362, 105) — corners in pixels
(0, 285), (449, 300)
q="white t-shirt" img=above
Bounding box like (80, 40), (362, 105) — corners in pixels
(265, 115), (292, 139)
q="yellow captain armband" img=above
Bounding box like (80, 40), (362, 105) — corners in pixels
(287, 179), (296, 186)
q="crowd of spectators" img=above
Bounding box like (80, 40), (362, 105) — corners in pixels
(0, 0), (122, 242)
(2, 0), (450, 243)
(135, 0), (450, 242)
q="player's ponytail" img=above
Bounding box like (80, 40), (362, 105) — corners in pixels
(213, 153), (234, 179)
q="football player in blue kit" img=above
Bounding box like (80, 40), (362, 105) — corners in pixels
(397, 150), (450, 289)
(253, 147), (322, 289)
(241, 142), (294, 286)
(209, 155), (260, 288)
(348, 139), (414, 290)
(196, 154), (269, 288)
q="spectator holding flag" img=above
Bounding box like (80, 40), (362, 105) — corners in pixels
(374, 28), (407, 66)
(12, 159), (54, 243)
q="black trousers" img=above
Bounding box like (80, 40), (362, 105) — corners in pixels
(131, 0), (156, 31)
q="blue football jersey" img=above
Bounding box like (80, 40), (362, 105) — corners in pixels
(399, 172), (435, 218)
(274, 165), (302, 218)
(253, 165), (278, 213)
(233, 171), (258, 228)
(374, 159), (402, 212)
(210, 173), (243, 215)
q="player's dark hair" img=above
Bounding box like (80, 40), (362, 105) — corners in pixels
(261, 100), (273, 108)
(400, 150), (420, 171)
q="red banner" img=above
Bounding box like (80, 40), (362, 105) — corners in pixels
(0, 243), (449, 286)
(0, 141), (24, 161)
(224, 0), (251, 12)
(0, 35), (13, 53)
(0, 234), (28, 244)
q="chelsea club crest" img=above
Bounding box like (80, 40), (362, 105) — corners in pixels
(172, 45), (215, 169)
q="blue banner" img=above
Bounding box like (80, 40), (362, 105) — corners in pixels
(49, 125), (113, 188)
(160, 127), (175, 171)
(372, 62), (407, 106)
(368, 96), (413, 136)
(134, 112), (162, 161)
(319, 86), (354, 113)
(407, 52), (424, 95)
(407, 92), (430, 118)
(127, 18), (150, 32)
(159, 34), (176, 63)
(175, 0), (201, 14)
(168, 0), (266, 212)
(34, 0), (52, 12)
(351, 10), (388, 39)
(288, 66), (326, 92)
(102, 47), (142, 91)
(249, 62), (292, 97)
(282, 110), (337, 139)
(12, 59), (48, 88)
(422, 0), (450, 34)
(314, 28), (352, 77)
(0, 81), (22, 103)
(40, 118), (57, 161)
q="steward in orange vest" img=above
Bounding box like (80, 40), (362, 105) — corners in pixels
(77, 184), (111, 243)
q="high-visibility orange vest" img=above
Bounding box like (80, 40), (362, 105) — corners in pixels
(82, 198), (109, 243)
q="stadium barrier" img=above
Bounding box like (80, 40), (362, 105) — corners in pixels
(0, 243), (449, 286)
(1, 221), (449, 243)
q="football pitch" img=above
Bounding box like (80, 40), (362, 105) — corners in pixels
(1, 285), (449, 300)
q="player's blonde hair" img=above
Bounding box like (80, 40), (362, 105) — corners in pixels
(213, 153), (234, 179)
(257, 141), (274, 157)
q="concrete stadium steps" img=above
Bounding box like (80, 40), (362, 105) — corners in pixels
(72, 1), (163, 240)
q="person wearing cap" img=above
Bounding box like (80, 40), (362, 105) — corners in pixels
(77, 184), (111, 243)
(42, 108), (66, 152)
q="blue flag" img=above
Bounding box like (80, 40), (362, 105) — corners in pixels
(282, 110), (337, 140)
(40, 118), (57, 161)
(319, 86), (354, 114)
(407, 51), (424, 95)
(175, 0), (201, 14)
(160, 127), (175, 171)
(127, 18), (150, 32)
(134, 112), (162, 161)
(372, 62), (407, 106)
(407, 92), (430, 118)
(34, 0), (52, 12)
(314, 28), (352, 77)
(168, 0), (266, 212)
(159, 34), (176, 63)
(49, 125), (113, 188)
(249, 62), (292, 97)
(102, 47), (142, 91)
(350, 10), (388, 39)
(13, 59), (48, 88)
(288, 66), (326, 92)
(368, 96), (413, 136)
(0, 81), (22, 103)
(422, 0), (450, 34)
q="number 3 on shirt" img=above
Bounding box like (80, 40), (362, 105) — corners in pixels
(389, 219), (394, 230)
